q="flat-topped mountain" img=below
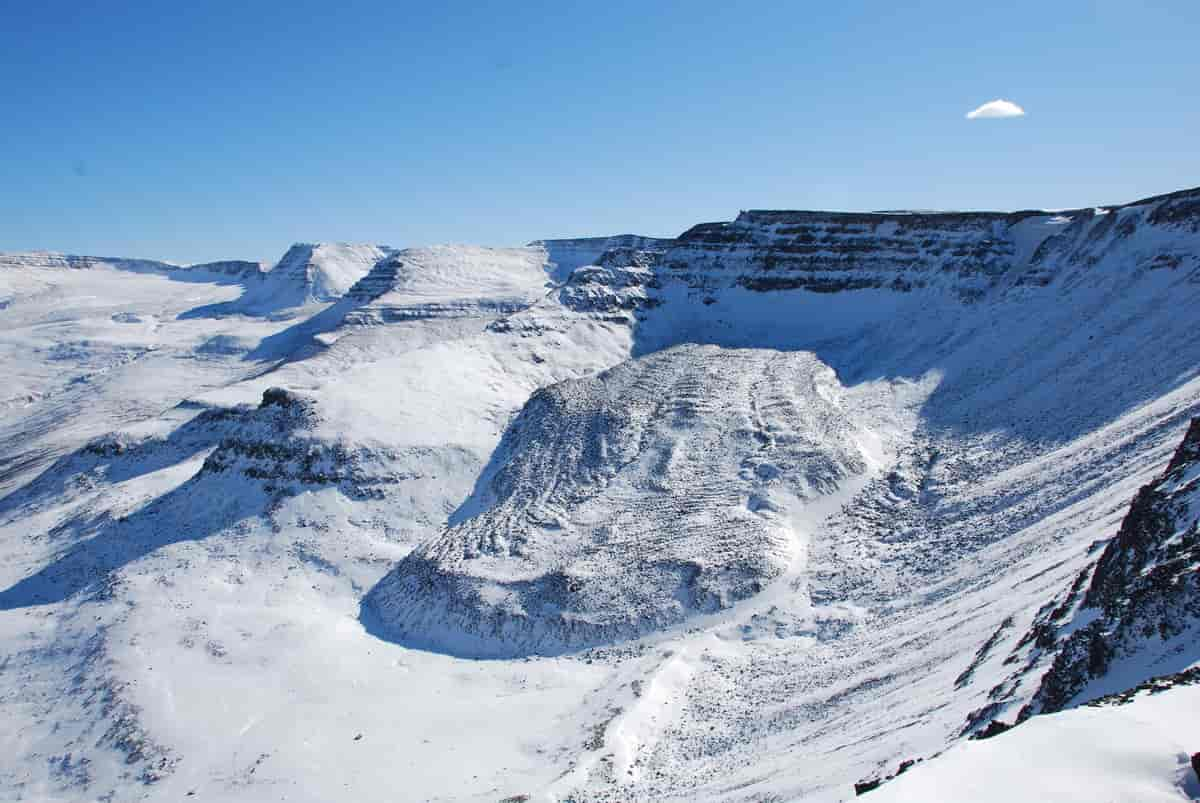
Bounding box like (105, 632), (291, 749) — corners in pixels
(0, 250), (265, 280)
(343, 245), (551, 323)
(660, 186), (1200, 298)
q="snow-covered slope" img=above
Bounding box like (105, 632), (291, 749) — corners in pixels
(1, 189), (1200, 802)
(271, 243), (393, 301)
(869, 679), (1200, 802)
(342, 244), (551, 324)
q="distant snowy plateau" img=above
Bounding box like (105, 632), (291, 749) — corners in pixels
(2, 189), (1200, 802)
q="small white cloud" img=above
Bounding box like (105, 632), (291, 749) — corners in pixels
(965, 99), (1026, 120)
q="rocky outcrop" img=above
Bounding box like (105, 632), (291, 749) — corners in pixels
(1020, 419), (1200, 717)
(529, 235), (673, 281)
(198, 388), (405, 500)
(557, 246), (663, 316)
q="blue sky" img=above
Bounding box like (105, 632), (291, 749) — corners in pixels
(3, 1), (1197, 264)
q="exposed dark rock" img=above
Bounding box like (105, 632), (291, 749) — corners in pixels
(662, 188), (1200, 304)
(853, 757), (924, 796)
(668, 207), (1023, 302)
(854, 778), (882, 796)
(558, 249), (662, 315)
(971, 719), (1013, 740)
(260, 386), (302, 409)
(1146, 188), (1200, 230)
(1019, 419), (1200, 718)
(1083, 665), (1200, 708)
(198, 390), (413, 500)
(954, 616), (1014, 689)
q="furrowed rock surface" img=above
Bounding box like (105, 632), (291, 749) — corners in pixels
(364, 344), (869, 657)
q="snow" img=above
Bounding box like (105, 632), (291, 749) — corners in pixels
(227, 242), (393, 312)
(871, 684), (1200, 802)
(1, 188), (1199, 801)
(364, 345), (898, 657)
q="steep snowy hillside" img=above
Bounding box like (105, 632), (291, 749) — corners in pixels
(2, 188), (1200, 803)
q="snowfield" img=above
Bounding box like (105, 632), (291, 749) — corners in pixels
(871, 682), (1200, 802)
(1, 188), (1199, 802)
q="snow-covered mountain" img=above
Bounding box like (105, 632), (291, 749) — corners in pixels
(210, 242), (396, 315)
(1, 187), (1199, 802)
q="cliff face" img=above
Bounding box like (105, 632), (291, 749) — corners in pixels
(357, 185), (1200, 672)
(1020, 418), (1200, 717)
(556, 249), (660, 315)
(530, 235), (673, 281)
(667, 210), (1018, 299)
(641, 187), (1200, 302)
